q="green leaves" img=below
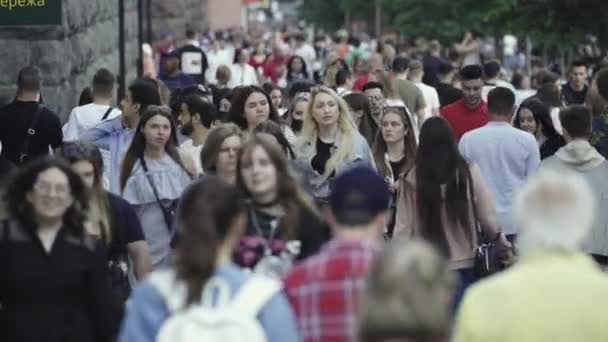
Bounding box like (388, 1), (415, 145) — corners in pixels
(301, 0), (608, 50)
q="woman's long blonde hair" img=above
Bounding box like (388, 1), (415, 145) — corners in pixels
(299, 86), (358, 182)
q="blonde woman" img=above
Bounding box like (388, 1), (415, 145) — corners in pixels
(294, 86), (375, 203)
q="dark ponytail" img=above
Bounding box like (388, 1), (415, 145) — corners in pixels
(174, 176), (245, 305)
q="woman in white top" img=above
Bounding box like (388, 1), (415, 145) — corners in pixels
(229, 48), (259, 87)
(119, 106), (194, 268)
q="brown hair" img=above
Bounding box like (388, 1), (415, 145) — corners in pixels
(237, 134), (318, 240)
(200, 123), (243, 173)
(175, 176), (246, 305)
(216, 65), (232, 86)
(119, 105), (191, 191)
(372, 106), (417, 179)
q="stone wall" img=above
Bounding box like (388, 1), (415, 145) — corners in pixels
(149, 0), (208, 42)
(0, 0), (140, 122)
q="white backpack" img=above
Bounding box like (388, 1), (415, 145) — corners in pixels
(148, 270), (281, 342)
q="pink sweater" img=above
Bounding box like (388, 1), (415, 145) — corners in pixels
(394, 163), (501, 270)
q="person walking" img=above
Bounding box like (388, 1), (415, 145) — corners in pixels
(119, 106), (194, 269)
(0, 66), (62, 164)
(0, 158), (119, 342)
(459, 87), (540, 241)
(118, 176), (300, 342)
(284, 167), (390, 342)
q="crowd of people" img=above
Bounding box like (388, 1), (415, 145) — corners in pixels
(1, 27), (608, 342)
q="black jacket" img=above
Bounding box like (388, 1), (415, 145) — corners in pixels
(0, 220), (119, 342)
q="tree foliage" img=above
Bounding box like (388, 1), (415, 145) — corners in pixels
(301, 0), (608, 49)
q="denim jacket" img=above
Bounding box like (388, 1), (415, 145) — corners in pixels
(118, 264), (300, 342)
(294, 130), (376, 201)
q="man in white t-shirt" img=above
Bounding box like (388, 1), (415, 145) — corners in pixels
(63, 68), (122, 142)
(408, 60), (440, 119)
(293, 33), (316, 81)
(481, 60), (516, 102)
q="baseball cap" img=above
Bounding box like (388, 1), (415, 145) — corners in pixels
(330, 167), (390, 226)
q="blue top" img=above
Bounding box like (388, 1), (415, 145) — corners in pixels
(459, 122), (540, 235)
(83, 116), (134, 194)
(118, 263), (301, 342)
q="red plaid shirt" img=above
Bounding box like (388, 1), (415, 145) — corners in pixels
(283, 239), (380, 342)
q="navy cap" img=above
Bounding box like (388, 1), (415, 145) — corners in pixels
(330, 166), (390, 225)
(162, 49), (180, 59)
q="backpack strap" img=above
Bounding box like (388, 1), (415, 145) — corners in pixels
(230, 275), (281, 317)
(147, 270), (187, 313)
(101, 106), (114, 121)
(19, 105), (44, 163)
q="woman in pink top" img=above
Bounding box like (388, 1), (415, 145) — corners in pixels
(394, 117), (511, 310)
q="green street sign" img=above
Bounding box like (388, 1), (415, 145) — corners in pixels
(0, 0), (62, 26)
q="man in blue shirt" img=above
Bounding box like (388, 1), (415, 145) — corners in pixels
(459, 87), (540, 241)
(83, 78), (161, 193)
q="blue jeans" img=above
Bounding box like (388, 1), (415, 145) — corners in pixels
(452, 268), (476, 314)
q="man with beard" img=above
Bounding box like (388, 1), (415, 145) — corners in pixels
(362, 81), (385, 143)
(178, 94), (217, 175)
(441, 64), (488, 141)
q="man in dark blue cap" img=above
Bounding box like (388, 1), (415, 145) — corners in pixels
(284, 166), (390, 342)
(159, 49), (197, 92)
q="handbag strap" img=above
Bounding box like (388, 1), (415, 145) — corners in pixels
(140, 157), (173, 230)
(19, 105), (44, 163)
(100, 106), (114, 121)
(464, 165), (484, 241)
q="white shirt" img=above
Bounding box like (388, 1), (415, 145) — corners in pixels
(205, 48), (233, 84)
(414, 82), (440, 120)
(229, 63), (259, 87)
(459, 122), (541, 235)
(294, 43), (316, 79)
(179, 139), (203, 175)
(62, 103), (121, 142)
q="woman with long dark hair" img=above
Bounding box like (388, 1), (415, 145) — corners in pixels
(118, 176), (300, 342)
(119, 105), (194, 269)
(286, 55), (310, 87)
(58, 141), (152, 302)
(229, 48), (258, 87)
(285, 93), (309, 135)
(235, 134), (329, 277)
(394, 117), (510, 309)
(0, 157), (118, 342)
(372, 105), (418, 237)
(343, 92), (376, 147)
(228, 85), (295, 142)
(514, 98), (565, 159)
(228, 85), (280, 133)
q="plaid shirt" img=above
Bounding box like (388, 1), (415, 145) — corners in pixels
(283, 239), (380, 342)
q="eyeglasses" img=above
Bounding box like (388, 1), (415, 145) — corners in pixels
(33, 181), (70, 197)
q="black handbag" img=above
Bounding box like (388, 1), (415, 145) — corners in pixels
(140, 157), (178, 231)
(101, 196), (132, 304)
(467, 168), (501, 278)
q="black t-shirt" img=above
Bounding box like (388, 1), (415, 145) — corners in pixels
(436, 82), (463, 107)
(561, 83), (588, 105)
(389, 155), (408, 179)
(0, 101), (63, 164)
(179, 44), (209, 84)
(234, 204), (331, 269)
(105, 193), (145, 258)
(311, 138), (333, 175)
(0, 220), (119, 341)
